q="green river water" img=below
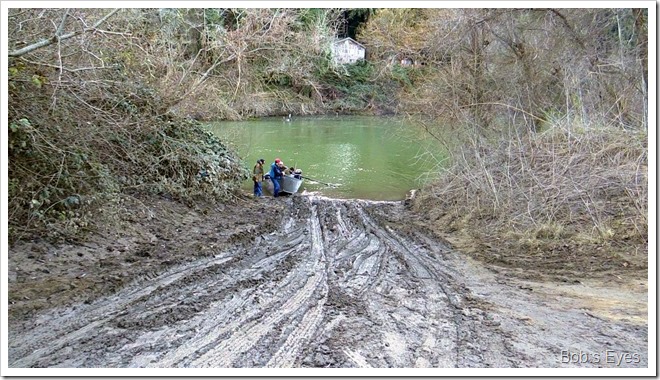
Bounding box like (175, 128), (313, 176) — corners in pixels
(207, 115), (445, 201)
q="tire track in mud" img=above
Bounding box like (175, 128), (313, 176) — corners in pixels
(7, 196), (505, 368)
(8, 254), (238, 367)
(8, 195), (646, 369)
(311, 198), (476, 368)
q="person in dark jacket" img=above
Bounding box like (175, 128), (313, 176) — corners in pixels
(252, 158), (265, 197)
(269, 158), (286, 197)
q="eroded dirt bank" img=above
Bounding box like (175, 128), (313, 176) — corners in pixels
(7, 195), (648, 368)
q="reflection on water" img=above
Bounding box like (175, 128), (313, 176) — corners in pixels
(326, 142), (359, 187)
(207, 116), (445, 201)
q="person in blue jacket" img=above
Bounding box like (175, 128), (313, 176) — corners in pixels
(269, 158), (286, 197)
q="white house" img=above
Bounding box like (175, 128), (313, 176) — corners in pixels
(331, 37), (366, 65)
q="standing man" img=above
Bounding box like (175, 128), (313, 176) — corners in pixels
(269, 158), (285, 197)
(252, 158), (265, 197)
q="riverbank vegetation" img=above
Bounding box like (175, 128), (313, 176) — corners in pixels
(7, 7), (648, 276)
(390, 9), (649, 275)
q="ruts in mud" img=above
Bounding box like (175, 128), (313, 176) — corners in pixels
(8, 196), (648, 368)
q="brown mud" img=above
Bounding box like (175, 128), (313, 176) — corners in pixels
(7, 193), (648, 368)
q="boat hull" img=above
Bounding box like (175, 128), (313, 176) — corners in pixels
(265, 175), (303, 195)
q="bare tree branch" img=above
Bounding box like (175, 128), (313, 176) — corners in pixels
(18, 56), (116, 73)
(8, 8), (120, 57)
(460, 102), (547, 123)
(55, 8), (70, 37)
(546, 9), (587, 51)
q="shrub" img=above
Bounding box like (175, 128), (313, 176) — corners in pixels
(415, 123), (647, 245)
(8, 61), (248, 243)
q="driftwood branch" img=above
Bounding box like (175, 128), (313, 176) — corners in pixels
(8, 8), (120, 57)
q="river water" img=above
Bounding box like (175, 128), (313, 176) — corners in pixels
(207, 116), (444, 200)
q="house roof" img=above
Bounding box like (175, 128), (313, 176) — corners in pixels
(333, 37), (366, 49)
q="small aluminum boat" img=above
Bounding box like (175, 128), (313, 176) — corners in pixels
(264, 174), (304, 195)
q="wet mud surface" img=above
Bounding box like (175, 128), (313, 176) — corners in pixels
(8, 195), (648, 368)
